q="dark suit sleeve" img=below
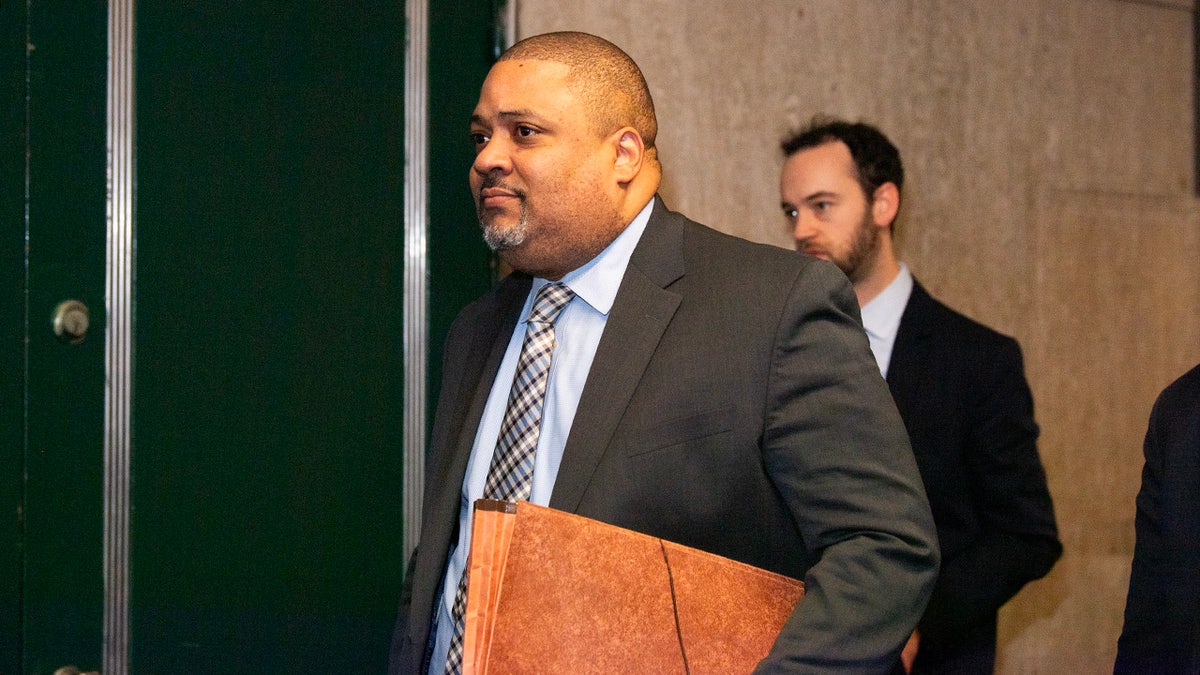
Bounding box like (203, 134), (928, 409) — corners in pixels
(918, 338), (1061, 646)
(755, 261), (940, 674)
(1115, 365), (1200, 674)
(388, 549), (418, 674)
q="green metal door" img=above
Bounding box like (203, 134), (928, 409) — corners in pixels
(4, 1), (493, 672)
(129, 4), (409, 671)
(3, 4), (109, 673)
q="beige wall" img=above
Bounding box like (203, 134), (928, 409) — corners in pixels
(516, 0), (1200, 671)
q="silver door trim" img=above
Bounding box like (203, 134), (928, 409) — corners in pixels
(403, 0), (429, 563)
(103, 0), (134, 672)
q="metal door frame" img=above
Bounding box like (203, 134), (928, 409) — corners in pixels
(100, 1), (432, 671)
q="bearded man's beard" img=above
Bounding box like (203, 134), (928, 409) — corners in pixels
(840, 213), (882, 284)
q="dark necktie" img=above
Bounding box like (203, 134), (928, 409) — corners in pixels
(442, 281), (575, 675)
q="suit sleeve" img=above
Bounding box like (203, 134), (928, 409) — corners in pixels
(1114, 405), (1172, 672)
(917, 338), (1062, 645)
(754, 260), (940, 674)
(1115, 366), (1200, 673)
(388, 548), (418, 673)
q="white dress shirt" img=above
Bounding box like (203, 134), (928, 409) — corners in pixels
(859, 262), (913, 379)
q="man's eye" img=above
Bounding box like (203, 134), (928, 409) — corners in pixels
(469, 132), (489, 146)
(515, 125), (537, 138)
(783, 207), (798, 219)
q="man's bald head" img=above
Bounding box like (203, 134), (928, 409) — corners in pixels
(500, 31), (658, 155)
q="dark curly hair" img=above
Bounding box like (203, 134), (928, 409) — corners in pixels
(781, 116), (904, 202)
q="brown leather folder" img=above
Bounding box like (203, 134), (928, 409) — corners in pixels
(462, 499), (805, 675)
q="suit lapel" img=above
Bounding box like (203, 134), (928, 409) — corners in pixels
(549, 198), (684, 512)
(455, 274), (532, 458)
(887, 279), (935, 402)
(422, 274), (530, 571)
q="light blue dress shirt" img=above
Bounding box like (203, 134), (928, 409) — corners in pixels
(859, 262), (913, 378)
(429, 199), (655, 671)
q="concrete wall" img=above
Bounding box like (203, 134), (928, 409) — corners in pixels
(515, 0), (1200, 670)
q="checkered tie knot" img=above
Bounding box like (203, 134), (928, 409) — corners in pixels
(443, 281), (574, 675)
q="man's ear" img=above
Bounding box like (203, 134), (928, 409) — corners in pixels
(611, 128), (644, 185)
(871, 182), (900, 229)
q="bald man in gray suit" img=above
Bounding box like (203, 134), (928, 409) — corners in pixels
(390, 32), (938, 674)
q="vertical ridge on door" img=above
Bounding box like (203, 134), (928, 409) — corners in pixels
(103, 0), (134, 672)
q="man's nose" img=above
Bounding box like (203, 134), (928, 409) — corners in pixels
(792, 214), (818, 248)
(473, 137), (512, 176)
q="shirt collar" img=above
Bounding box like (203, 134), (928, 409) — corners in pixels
(533, 198), (654, 317)
(861, 262), (913, 343)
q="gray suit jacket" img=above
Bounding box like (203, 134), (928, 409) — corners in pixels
(390, 198), (939, 673)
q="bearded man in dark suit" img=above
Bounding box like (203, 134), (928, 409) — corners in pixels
(389, 32), (939, 674)
(779, 118), (1062, 673)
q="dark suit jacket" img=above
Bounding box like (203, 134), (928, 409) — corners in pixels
(1115, 363), (1200, 674)
(887, 281), (1061, 673)
(390, 199), (939, 673)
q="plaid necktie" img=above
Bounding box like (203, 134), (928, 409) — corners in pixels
(443, 281), (575, 674)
